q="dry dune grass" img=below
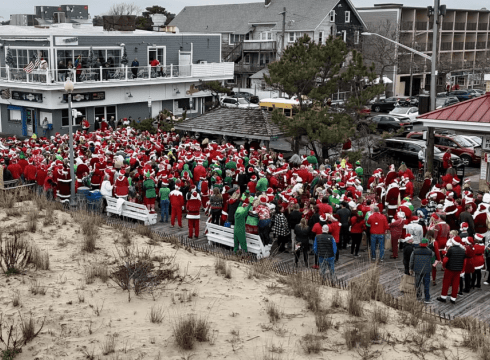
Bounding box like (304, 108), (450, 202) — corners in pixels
(0, 198), (489, 360)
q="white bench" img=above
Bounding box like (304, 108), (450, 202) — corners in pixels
(205, 222), (272, 259)
(105, 197), (157, 226)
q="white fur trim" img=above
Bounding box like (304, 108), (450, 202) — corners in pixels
(475, 265), (484, 270)
(186, 214), (200, 219)
(450, 297), (456, 302)
(445, 209), (458, 216)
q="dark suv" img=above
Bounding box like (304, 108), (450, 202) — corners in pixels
(447, 90), (475, 101)
(373, 138), (461, 169)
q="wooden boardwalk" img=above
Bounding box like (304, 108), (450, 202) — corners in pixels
(146, 211), (490, 322)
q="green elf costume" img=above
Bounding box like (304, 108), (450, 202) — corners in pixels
(255, 172), (268, 193)
(234, 201), (252, 253)
(143, 171), (157, 212)
(181, 164), (193, 179)
(355, 161), (364, 177)
(307, 151), (318, 169)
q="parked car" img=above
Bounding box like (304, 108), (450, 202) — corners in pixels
(468, 89), (483, 97)
(361, 115), (413, 134)
(435, 96), (460, 109)
(460, 135), (482, 147)
(370, 97), (400, 113)
(373, 138), (461, 169)
(472, 89), (485, 96)
(447, 90), (476, 101)
(389, 106), (419, 121)
(231, 92), (259, 104)
(220, 97), (260, 109)
(406, 132), (480, 166)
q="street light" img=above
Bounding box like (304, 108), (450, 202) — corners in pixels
(361, 32), (436, 111)
(64, 79), (76, 206)
(148, 97), (152, 119)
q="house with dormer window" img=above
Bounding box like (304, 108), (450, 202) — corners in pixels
(171, 0), (366, 87)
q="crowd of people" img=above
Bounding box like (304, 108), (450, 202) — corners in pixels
(1, 126), (489, 305)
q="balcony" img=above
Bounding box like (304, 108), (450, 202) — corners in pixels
(234, 63), (266, 74)
(415, 22), (428, 31)
(455, 22), (466, 31)
(441, 42), (452, 51)
(442, 22), (454, 30)
(0, 63), (235, 89)
(478, 23), (488, 31)
(401, 21), (413, 30)
(242, 40), (277, 52)
(467, 23), (477, 31)
(477, 42), (487, 49)
(465, 42), (476, 50)
(453, 42), (464, 50)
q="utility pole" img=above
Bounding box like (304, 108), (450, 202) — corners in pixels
(278, 7), (286, 98)
(426, 0), (445, 174)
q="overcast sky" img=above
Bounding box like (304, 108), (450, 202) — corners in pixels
(0, 0), (487, 22)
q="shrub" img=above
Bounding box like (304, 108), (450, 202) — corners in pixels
(300, 334), (323, 354)
(331, 291), (343, 309)
(149, 305), (165, 324)
(0, 234), (33, 274)
(347, 293), (363, 317)
(399, 294), (424, 327)
(31, 247), (49, 270)
(19, 313), (45, 344)
(29, 280), (46, 295)
(420, 317), (437, 338)
(173, 315), (211, 350)
(26, 211), (39, 233)
(215, 258), (232, 279)
(265, 301), (281, 324)
(372, 305), (389, 324)
(315, 311), (332, 333)
(12, 291), (20, 307)
(101, 334), (116, 355)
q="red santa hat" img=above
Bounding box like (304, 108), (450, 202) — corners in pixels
(421, 199), (428, 206)
(247, 167), (254, 174)
(464, 177), (471, 184)
(277, 153), (284, 160)
(190, 191), (200, 200)
(460, 222), (469, 231)
(267, 188), (274, 195)
(479, 204), (486, 212)
(452, 177), (460, 184)
(259, 195), (268, 204)
(453, 236), (463, 244)
(250, 175), (257, 182)
(475, 233), (485, 242)
(403, 234), (413, 243)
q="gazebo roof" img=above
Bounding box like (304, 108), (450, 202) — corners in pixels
(417, 93), (490, 133)
(174, 108), (284, 140)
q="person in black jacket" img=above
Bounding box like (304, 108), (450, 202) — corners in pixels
(437, 236), (467, 304)
(294, 218), (310, 267)
(308, 205), (321, 268)
(336, 202), (351, 249)
(314, 224), (337, 278)
(403, 234), (415, 275)
(237, 168), (248, 194)
(410, 238), (434, 303)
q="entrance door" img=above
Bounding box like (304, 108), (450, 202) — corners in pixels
(179, 53), (191, 77)
(26, 108), (34, 136)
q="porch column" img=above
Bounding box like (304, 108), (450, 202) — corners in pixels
(426, 127), (435, 174)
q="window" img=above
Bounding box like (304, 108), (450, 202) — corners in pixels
(244, 54), (250, 64)
(94, 106), (116, 122)
(284, 108), (292, 117)
(56, 48), (121, 70)
(230, 34), (245, 44)
(61, 108), (85, 127)
(318, 31), (324, 44)
(288, 32), (302, 42)
(289, 32), (295, 42)
(260, 53), (272, 65)
(354, 31), (359, 44)
(174, 98), (197, 114)
(9, 109), (21, 122)
(329, 10), (335, 22)
(268, 107), (273, 112)
(7, 49), (50, 69)
(148, 46), (165, 66)
(345, 11), (350, 23)
(342, 30), (347, 42)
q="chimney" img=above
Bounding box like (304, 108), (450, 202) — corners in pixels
(265, 0), (272, 6)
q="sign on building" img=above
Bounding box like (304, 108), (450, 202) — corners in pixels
(482, 136), (490, 151)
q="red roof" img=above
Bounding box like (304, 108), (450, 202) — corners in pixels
(418, 93), (490, 123)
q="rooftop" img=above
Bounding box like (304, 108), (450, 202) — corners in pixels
(174, 107), (284, 140)
(0, 24), (211, 37)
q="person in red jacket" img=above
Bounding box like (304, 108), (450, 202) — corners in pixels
(317, 196), (333, 215)
(24, 158), (37, 183)
(472, 234), (485, 288)
(443, 149), (452, 169)
(169, 185), (184, 228)
(7, 159), (22, 180)
(351, 211), (366, 257)
(367, 206), (389, 261)
(36, 164), (47, 195)
(327, 215), (341, 262)
(82, 118), (90, 132)
(114, 170), (129, 199)
(186, 191), (201, 239)
(247, 175), (257, 196)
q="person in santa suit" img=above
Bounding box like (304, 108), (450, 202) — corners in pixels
(169, 184), (184, 228)
(397, 162), (414, 181)
(432, 213), (450, 249)
(114, 169), (129, 200)
(385, 181), (400, 217)
(419, 172), (432, 200)
(199, 176), (210, 212)
(56, 165), (72, 203)
(442, 149), (452, 170)
(444, 195), (458, 230)
(193, 160), (206, 182)
(186, 191), (201, 239)
(247, 175), (258, 196)
(23, 158), (37, 184)
(82, 118), (90, 132)
(76, 160), (90, 188)
(452, 177), (462, 198)
(461, 236), (475, 294)
(473, 203), (488, 236)
(472, 234), (485, 289)
(404, 178), (414, 199)
(384, 164), (398, 186)
(90, 163), (103, 190)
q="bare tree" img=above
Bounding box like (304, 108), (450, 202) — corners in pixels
(107, 2), (141, 16)
(362, 19), (398, 96)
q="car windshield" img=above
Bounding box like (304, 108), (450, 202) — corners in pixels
(436, 98), (447, 107)
(452, 135), (473, 147)
(391, 107), (409, 114)
(238, 98), (249, 105)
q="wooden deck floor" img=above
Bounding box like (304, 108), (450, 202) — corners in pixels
(148, 212), (490, 322)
